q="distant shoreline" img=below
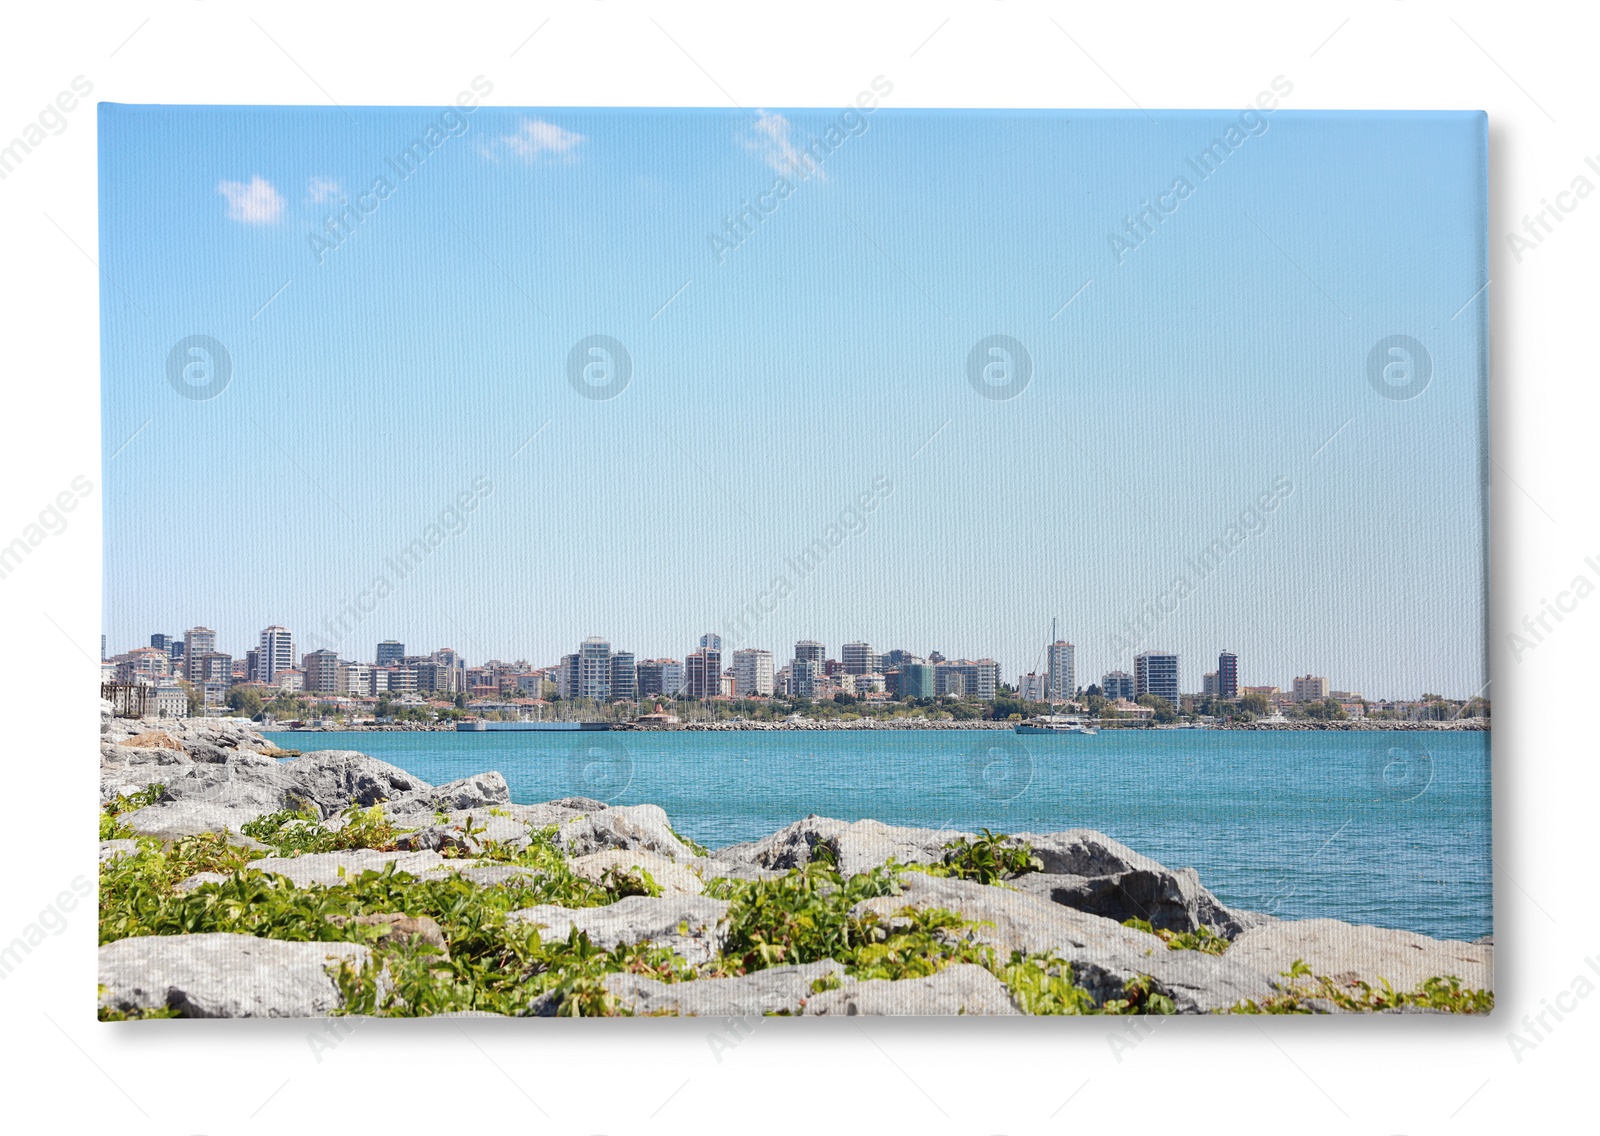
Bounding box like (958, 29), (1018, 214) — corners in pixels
(266, 718), (1488, 734)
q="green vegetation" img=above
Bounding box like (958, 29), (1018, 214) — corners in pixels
(916, 830), (1042, 886)
(1227, 959), (1493, 1014)
(98, 814), (1489, 1017)
(240, 804), (400, 856)
(666, 825), (710, 858)
(100, 783), (165, 840)
(1122, 917), (1231, 955)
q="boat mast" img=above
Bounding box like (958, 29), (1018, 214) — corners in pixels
(1049, 617), (1057, 717)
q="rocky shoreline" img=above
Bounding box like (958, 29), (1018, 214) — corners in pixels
(98, 707), (1493, 1018)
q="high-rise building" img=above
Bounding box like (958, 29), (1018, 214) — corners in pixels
(303, 648), (340, 692)
(182, 627), (216, 681)
(256, 625), (295, 684)
(1101, 670), (1134, 701)
(435, 647), (463, 670)
(1133, 651), (1180, 708)
(1217, 650), (1239, 699)
(732, 648), (775, 696)
(610, 651), (637, 702)
(576, 637), (612, 702)
(934, 659), (1001, 701)
(686, 646), (722, 699)
(790, 657), (822, 698)
(195, 651), (233, 685)
(896, 663), (936, 699)
(699, 632), (723, 651)
(376, 640), (406, 667)
(557, 654), (579, 700)
(636, 658), (683, 698)
(793, 640), (826, 667)
(1047, 640), (1075, 702)
(1202, 672), (1221, 697)
(881, 648), (919, 671)
(1292, 675), (1329, 702)
(150, 633), (174, 653)
(841, 641), (877, 675)
(1018, 672), (1048, 701)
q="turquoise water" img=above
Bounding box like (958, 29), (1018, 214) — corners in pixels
(265, 728), (1492, 941)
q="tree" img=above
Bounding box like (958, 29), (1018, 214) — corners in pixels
(178, 679), (202, 717)
(227, 686), (265, 718)
(454, 692), (468, 709)
(1239, 692), (1270, 717)
(1137, 694), (1176, 724)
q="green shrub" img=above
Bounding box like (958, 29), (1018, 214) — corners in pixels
(100, 784), (165, 841)
(240, 804), (399, 855)
(931, 830), (1042, 885)
(1122, 918), (1230, 955)
(1226, 959), (1494, 1014)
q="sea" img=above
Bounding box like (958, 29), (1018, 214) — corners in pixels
(264, 727), (1492, 941)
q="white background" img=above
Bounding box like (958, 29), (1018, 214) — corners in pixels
(1, 1), (1593, 1131)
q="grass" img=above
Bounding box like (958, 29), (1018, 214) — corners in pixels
(240, 804), (400, 855)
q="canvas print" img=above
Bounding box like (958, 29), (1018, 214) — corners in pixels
(95, 89), (1491, 1019)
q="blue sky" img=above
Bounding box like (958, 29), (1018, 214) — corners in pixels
(100, 102), (1488, 699)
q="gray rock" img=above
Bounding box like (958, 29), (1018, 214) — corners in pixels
(1226, 918), (1493, 994)
(99, 839), (142, 863)
(604, 960), (849, 1016)
(248, 849), (445, 888)
(386, 772), (511, 819)
(1009, 829), (1253, 937)
(714, 815), (975, 876)
(123, 800), (274, 840)
(280, 750), (431, 817)
(98, 933), (370, 1018)
(508, 895), (731, 965)
(804, 964), (1019, 1016)
(553, 803), (698, 862)
(391, 811), (530, 855)
(155, 752), (295, 809)
(853, 873), (1278, 1012)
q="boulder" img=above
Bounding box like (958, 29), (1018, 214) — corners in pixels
(567, 850), (704, 896)
(712, 815), (975, 876)
(508, 895), (731, 965)
(804, 964), (1019, 1016)
(386, 772), (512, 819)
(1010, 830), (1254, 937)
(98, 933), (369, 1018)
(604, 960), (849, 1016)
(123, 800), (275, 840)
(553, 804), (699, 862)
(391, 811), (531, 855)
(279, 750), (431, 817)
(852, 872), (1278, 1012)
(248, 849), (445, 888)
(1226, 918), (1493, 993)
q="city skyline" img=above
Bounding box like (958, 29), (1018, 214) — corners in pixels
(103, 620), (1458, 703)
(102, 107), (1487, 703)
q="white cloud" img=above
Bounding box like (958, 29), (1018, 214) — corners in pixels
(498, 118), (585, 162)
(307, 176), (342, 204)
(217, 176), (285, 224)
(743, 112), (818, 181)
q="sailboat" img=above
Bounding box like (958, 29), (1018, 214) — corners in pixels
(1015, 617), (1098, 735)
